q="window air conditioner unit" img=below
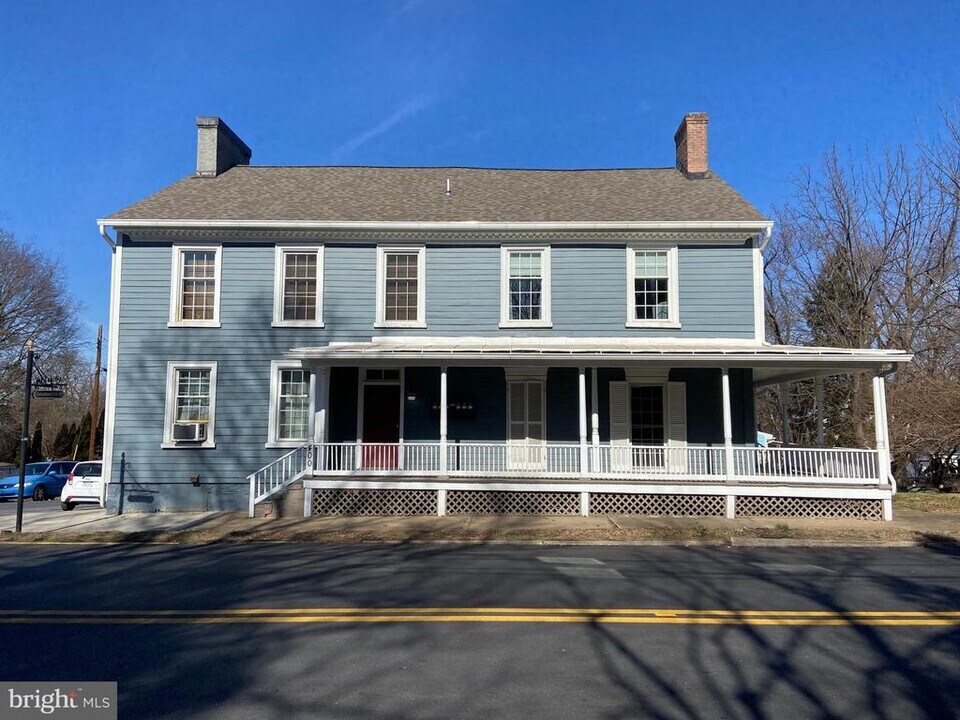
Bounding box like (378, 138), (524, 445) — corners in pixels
(173, 421), (207, 443)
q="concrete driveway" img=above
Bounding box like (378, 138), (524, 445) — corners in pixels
(0, 499), (222, 534)
(0, 497), (107, 533)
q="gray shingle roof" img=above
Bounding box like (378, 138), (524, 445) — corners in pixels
(104, 166), (767, 224)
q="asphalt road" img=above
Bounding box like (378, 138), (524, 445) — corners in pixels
(0, 543), (957, 719)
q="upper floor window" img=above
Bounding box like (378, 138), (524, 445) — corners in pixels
(273, 246), (324, 326)
(376, 246), (426, 328)
(500, 246), (552, 328)
(162, 361), (217, 448)
(626, 246), (679, 328)
(170, 245), (221, 327)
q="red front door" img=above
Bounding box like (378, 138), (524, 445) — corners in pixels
(362, 384), (401, 469)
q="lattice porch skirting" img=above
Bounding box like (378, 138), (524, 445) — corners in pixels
(735, 495), (884, 520)
(308, 485), (888, 520)
(312, 488), (437, 516)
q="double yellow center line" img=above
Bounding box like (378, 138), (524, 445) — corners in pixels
(1, 608), (958, 626)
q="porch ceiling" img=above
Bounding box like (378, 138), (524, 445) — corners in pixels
(287, 337), (911, 382)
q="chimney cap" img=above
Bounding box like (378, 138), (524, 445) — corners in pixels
(673, 112), (709, 141)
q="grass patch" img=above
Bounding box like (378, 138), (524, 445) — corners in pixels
(894, 492), (960, 514)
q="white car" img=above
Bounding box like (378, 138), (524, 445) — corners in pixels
(60, 461), (104, 510)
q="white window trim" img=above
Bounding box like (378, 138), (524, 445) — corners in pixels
(625, 244), (680, 329)
(266, 360), (316, 448)
(272, 246), (325, 327)
(162, 361), (218, 449)
(375, 246), (427, 329)
(500, 245), (552, 328)
(169, 244), (222, 328)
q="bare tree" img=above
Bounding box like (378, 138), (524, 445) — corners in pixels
(763, 108), (960, 477)
(0, 227), (80, 460)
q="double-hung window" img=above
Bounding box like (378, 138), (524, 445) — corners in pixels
(267, 361), (315, 446)
(163, 362), (217, 448)
(273, 247), (324, 326)
(630, 385), (665, 445)
(170, 245), (222, 327)
(376, 246), (426, 327)
(627, 246), (679, 327)
(500, 246), (551, 327)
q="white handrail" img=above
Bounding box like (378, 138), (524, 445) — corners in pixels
(247, 443), (312, 517)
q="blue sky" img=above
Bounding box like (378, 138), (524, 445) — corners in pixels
(1, 0), (958, 354)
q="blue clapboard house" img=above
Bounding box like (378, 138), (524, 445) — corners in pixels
(97, 114), (909, 520)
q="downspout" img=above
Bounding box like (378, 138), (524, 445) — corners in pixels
(99, 223), (118, 511)
(99, 223), (116, 249)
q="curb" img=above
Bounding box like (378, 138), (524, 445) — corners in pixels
(0, 536), (955, 548)
(728, 538), (931, 548)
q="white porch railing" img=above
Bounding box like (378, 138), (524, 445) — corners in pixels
(252, 441), (886, 517)
(303, 441), (883, 486)
(316, 442), (444, 473)
(248, 443), (313, 517)
(590, 445), (726, 480)
(733, 446), (879, 484)
(448, 442), (582, 478)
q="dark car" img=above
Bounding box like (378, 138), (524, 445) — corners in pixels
(0, 461), (76, 501)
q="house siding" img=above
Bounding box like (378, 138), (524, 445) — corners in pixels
(107, 236), (757, 512)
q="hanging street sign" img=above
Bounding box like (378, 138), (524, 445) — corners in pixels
(32, 383), (65, 399)
(31, 362), (66, 399)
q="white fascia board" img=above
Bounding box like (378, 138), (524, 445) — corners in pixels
(288, 348), (911, 367)
(292, 335), (912, 360)
(98, 218), (775, 232)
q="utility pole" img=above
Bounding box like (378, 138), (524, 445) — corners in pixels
(88, 324), (102, 460)
(15, 340), (35, 534)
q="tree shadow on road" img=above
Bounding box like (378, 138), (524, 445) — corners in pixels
(0, 541), (958, 719)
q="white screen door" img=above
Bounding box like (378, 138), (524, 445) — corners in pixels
(508, 380), (545, 469)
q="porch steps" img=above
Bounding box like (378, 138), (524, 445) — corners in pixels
(253, 479), (305, 519)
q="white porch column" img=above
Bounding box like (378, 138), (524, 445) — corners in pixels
(873, 371), (893, 520)
(815, 376), (825, 447)
(313, 367), (331, 471)
(721, 368), (736, 517)
(590, 367), (600, 476)
(578, 367), (589, 477)
(879, 373), (892, 468)
(355, 370), (363, 470)
(440, 366), (448, 477)
(779, 382), (790, 445)
(872, 372), (890, 482)
(590, 367), (600, 447)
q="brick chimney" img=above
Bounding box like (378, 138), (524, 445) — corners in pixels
(195, 116), (252, 178)
(674, 112), (709, 177)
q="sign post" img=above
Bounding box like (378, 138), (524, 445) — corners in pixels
(14, 344), (67, 533)
(15, 340), (35, 534)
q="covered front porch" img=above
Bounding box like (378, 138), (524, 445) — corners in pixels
(249, 337), (910, 520)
